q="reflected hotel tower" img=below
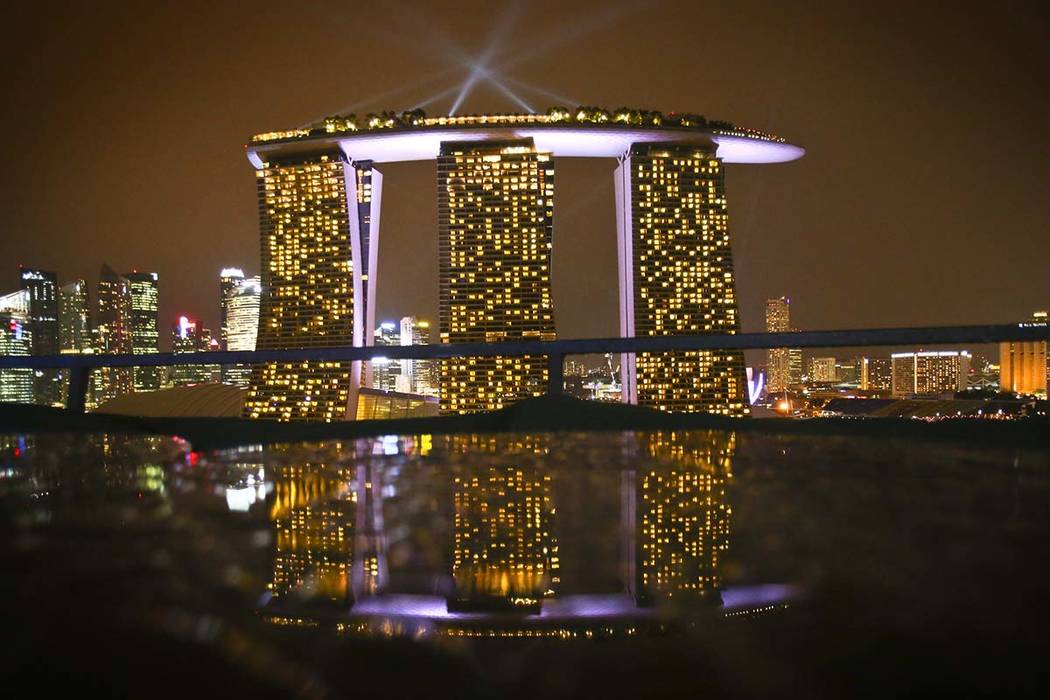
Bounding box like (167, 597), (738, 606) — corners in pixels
(263, 430), (737, 631)
(245, 108), (803, 420)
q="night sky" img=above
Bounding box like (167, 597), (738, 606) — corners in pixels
(3, 1), (1048, 351)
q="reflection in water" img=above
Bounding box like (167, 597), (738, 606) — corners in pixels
(269, 463), (354, 605)
(451, 465), (558, 611)
(4, 429), (1049, 696)
(449, 436), (558, 612)
(631, 432), (734, 606)
(263, 430), (745, 634)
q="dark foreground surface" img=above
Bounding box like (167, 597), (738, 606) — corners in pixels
(3, 419), (1050, 698)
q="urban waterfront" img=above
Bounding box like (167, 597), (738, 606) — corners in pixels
(3, 424), (1049, 696)
(3, 1), (1049, 696)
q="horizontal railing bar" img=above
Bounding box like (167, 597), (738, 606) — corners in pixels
(0, 323), (1048, 370)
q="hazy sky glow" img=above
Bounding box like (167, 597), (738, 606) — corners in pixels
(2, 1), (1048, 350)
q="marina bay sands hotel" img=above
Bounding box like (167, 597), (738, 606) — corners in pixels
(241, 108), (804, 421)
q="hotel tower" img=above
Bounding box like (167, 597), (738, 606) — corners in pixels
(245, 107), (803, 420)
(615, 143), (748, 416)
(243, 154), (382, 421)
(437, 139), (556, 414)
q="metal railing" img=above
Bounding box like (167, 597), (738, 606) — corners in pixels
(1, 323), (1048, 414)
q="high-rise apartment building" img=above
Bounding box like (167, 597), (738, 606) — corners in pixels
(244, 154), (382, 421)
(788, 346), (803, 385)
(0, 289), (33, 404)
(860, 357), (893, 392)
(18, 267), (60, 406)
(219, 269), (261, 386)
(437, 139), (556, 414)
(836, 358), (860, 385)
(765, 297), (797, 394)
(1000, 311), (1048, 397)
(615, 143), (748, 416)
(91, 265), (133, 409)
(809, 357), (837, 384)
(891, 350), (971, 397)
(123, 271), (160, 392)
(59, 280), (89, 354)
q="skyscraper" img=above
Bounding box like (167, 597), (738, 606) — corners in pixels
(615, 143), (748, 416)
(437, 139), (556, 414)
(788, 346), (803, 385)
(1000, 311), (1048, 397)
(0, 289), (33, 404)
(244, 154), (382, 421)
(59, 280), (89, 354)
(91, 265), (133, 409)
(860, 357), (893, 392)
(397, 316), (435, 395)
(891, 350), (971, 397)
(123, 271), (160, 392)
(370, 321), (401, 392)
(18, 267), (60, 406)
(219, 267), (243, 348)
(170, 315), (219, 387)
(809, 357), (837, 383)
(765, 297), (792, 395)
(219, 269), (261, 386)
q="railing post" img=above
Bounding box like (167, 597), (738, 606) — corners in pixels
(547, 353), (564, 397)
(66, 367), (88, 414)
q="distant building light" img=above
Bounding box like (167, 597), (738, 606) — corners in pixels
(178, 315), (195, 339)
(220, 267), (245, 278)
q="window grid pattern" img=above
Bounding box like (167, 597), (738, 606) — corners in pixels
(624, 144), (748, 416)
(245, 154), (357, 422)
(437, 140), (556, 415)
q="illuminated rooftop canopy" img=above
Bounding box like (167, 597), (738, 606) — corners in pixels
(247, 108), (805, 167)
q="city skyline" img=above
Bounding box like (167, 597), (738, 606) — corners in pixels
(4, 2), (1047, 349)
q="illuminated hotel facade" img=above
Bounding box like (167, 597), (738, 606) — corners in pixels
(437, 139), (556, 414)
(615, 143), (748, 415)
(244, 108), (802, 420)
(243, 153), (382, 421)
(1000, 311), (1048, 397)
(891, 350), (971, 397)
(765, 296), (798, 394)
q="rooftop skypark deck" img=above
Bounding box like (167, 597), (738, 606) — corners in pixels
(246, 106), (805, 166)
